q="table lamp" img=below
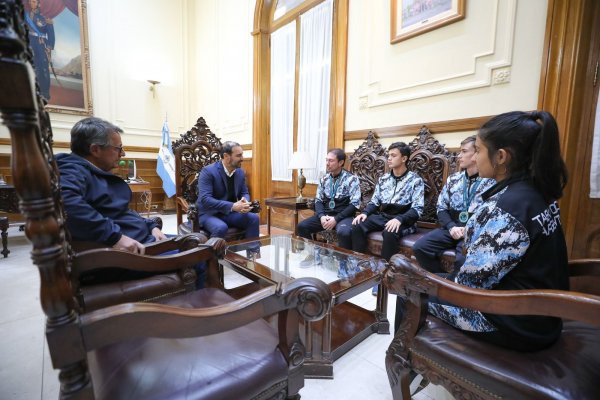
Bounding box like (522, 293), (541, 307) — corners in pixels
(288, 151), (315, 203)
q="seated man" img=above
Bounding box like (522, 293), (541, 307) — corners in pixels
(413, 136), (495, 276)
(57, 117), (166, 253)
(196, 141), (259, 240)
(297, 148), (360, 249)
(57, 117), (185, 284)
(351, 142), (424, 294)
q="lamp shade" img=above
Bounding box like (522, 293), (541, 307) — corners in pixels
(288, 151), (316, 170)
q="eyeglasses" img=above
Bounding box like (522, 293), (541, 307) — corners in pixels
(103, 144), (125, 153)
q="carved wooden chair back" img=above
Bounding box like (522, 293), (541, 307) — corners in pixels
(406, 126), (458, 227)
(172, 118), (222, 230)
(347, 130), (388, 210)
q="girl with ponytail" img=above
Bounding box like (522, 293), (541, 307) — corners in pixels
(427, 111), (570, 351)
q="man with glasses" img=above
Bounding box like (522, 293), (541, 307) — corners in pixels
(57, 117), (167, 255)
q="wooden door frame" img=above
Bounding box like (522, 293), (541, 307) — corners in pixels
(538, 0), (599, 255)
(251, 0), (348, 223)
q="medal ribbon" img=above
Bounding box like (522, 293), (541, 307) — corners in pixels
(329, 171), (343, 208)
(462, 174), (482, 212)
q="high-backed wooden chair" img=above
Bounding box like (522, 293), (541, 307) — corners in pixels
(347, 129), (458, 270)
(384, 255), (600, 399)
(172, 118), (246, 241)
(0, 4), (332, 398)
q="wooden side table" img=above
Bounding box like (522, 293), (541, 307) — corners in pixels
(264, 197), (313, 235)
(127, 180), (152, 217)
(0, 183), (19, 258)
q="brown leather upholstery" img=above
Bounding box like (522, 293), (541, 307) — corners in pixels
(88, 289), (289, 400)
(384, 256), (600, 400)
(412, 317), (600, 399)
(172, 118), (246, 241)
(0, 11), (333, 399)
(366, 229), (455, 262)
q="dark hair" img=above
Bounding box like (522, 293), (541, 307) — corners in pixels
(388, 142), (411, 158)
(478, 111), (567, 201)
(220, 141), (241, 158)
(70, 117), (123, 157)
(460, 135), (476, 147)
(328, 148), (346, 165)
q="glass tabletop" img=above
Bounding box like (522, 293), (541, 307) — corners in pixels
(225, 235), (386, 286)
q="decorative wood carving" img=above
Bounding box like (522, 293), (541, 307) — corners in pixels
(0, 0), (90, 395)
(348, 131), (388, 210)
(407, 126), (457, 224)
(172, 117), (223, 230)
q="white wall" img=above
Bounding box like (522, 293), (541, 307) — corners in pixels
(189, 0), (255, 147)
(345, 0), (548, 146)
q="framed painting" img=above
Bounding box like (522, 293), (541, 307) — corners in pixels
(391, 0), (465, 44)
(24, 0), (92, 115)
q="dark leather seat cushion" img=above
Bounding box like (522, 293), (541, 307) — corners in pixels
(366, 227), (455, 259)
(80, 272), (185, 312)
(178, 221), (246, 242)
(87, 288), (288, 400)
(412, 317), (600, 399)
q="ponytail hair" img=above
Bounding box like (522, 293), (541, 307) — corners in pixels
(478, 111), (568, 202)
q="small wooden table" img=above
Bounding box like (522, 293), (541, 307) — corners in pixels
(127, 180), (152, 217)
(222, 235), (389, 378)
(0, 183), (19, 258)
(264, 197), (313, 235)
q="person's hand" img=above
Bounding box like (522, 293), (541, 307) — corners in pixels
(352, 214), (367, 225)
(232, 198), (252, 213)
(449, 226), (465, 240)
(385, 218), (401, 233)
(151, 227), (167, 241)
(321, 216), (337, 230)
(113, 234), (145, 254)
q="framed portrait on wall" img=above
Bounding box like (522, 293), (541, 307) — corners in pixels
(24, 0), (92, 115)
(391, 0), (465, 44)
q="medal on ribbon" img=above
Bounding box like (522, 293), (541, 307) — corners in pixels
(328, 172), (342, 210)
(460, 174), (482, 224)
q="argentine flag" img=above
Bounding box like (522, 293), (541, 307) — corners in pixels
(156, 120), (176, 197)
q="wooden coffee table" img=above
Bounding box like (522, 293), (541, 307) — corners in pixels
(221, 235), (390, 378)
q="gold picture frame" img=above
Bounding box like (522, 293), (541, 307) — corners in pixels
(391, 0), (465, 44)
(25, 0), (93, 115)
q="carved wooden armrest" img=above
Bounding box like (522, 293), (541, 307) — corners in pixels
(80, 277), (333, 352)
(385, 254), (600, 326)
(176, 196), (189, 212)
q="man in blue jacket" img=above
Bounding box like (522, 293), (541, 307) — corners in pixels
(196, 141), (259, 240)
(57, 117), (166, 254)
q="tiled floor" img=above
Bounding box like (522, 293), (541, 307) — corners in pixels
(0, 214), (454, 400)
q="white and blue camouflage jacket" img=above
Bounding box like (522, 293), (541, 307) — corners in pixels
(429, 175), (569, 349)
(363, 170), (424, 226)
(315, 169), (361, 222)
(436, 171), (495, 229)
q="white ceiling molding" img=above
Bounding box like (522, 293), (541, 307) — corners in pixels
(360, 0), (516, 108)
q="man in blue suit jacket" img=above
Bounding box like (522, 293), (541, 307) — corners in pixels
(196, 141), (260, 240)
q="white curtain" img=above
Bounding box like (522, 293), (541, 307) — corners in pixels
(590, 94), (600, 198)
(296, 0), (333, 183)
(270, 21), (296, 182)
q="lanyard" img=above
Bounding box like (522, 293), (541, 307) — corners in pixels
(329, 172), (343, 199)
(328, 171), (343, 209)
(462, 174), (481, 211)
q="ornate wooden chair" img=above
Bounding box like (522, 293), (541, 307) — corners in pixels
(384, 255), (600, 399)
(347, 129), (458, 271)
(172, 117), (246, 241)
(0, 4), (332, 398)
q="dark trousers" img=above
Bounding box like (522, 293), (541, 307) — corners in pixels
(202, 212), (260, 240)
(297, 215), (353, 250)
(351, 214), (413, 261)
(413, 228), (465, 274)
